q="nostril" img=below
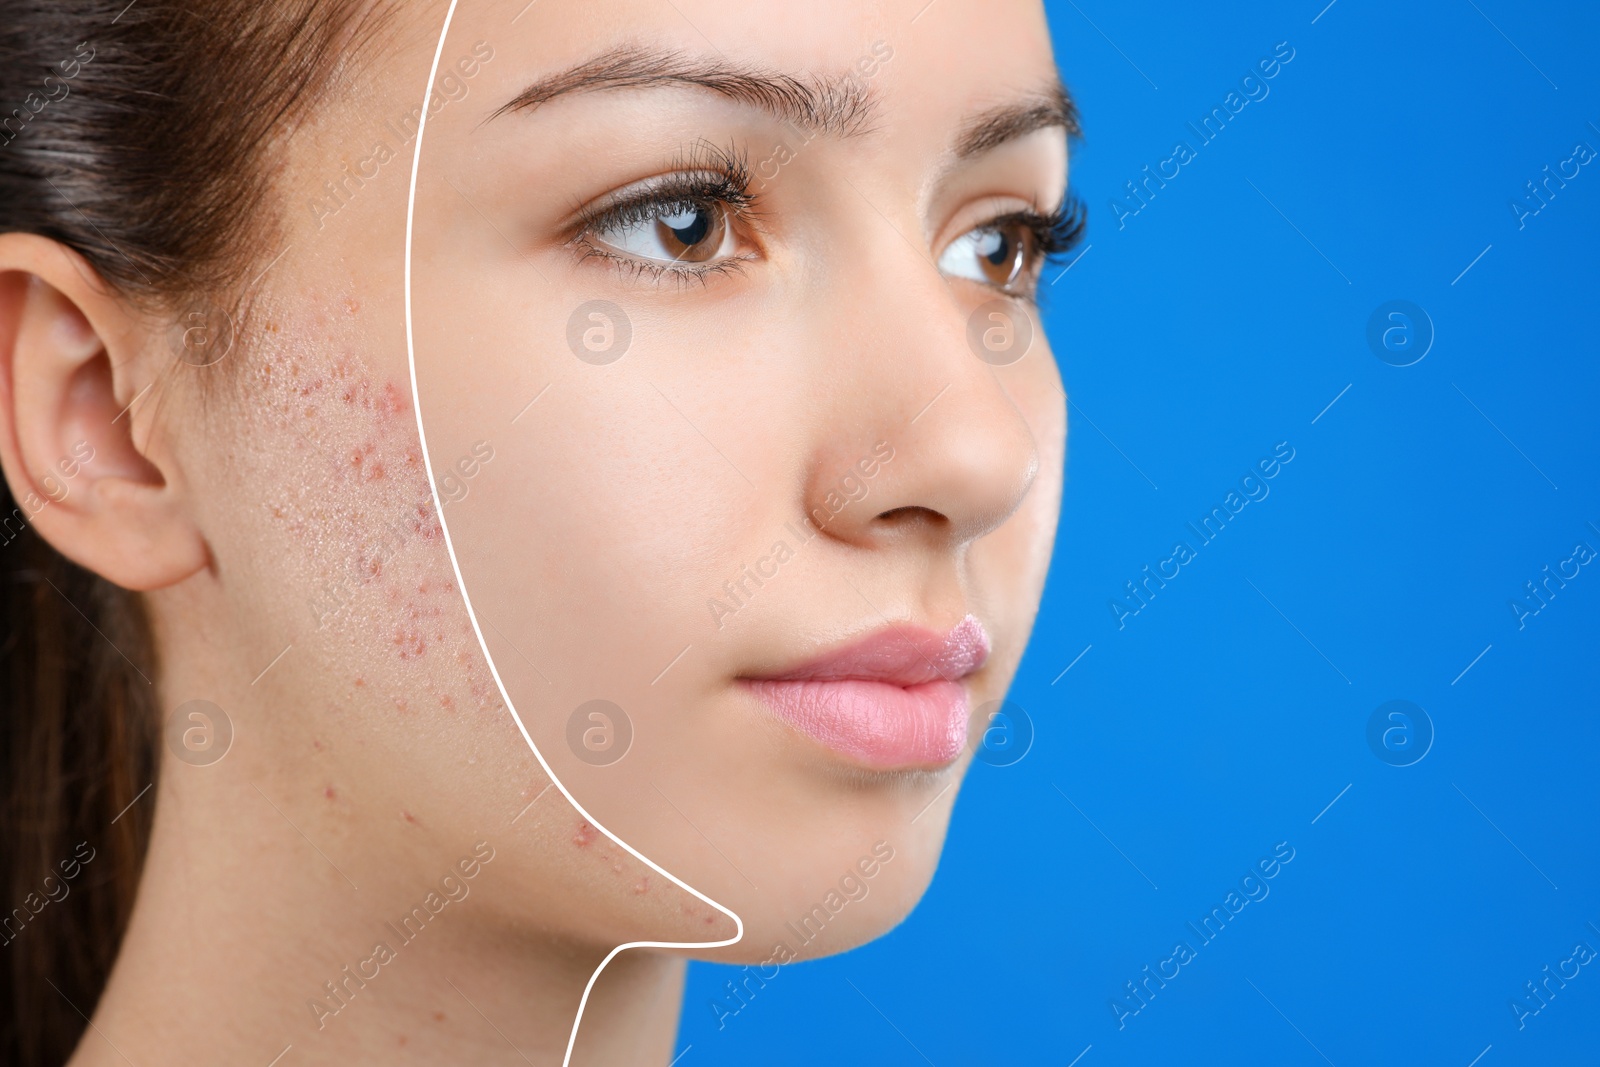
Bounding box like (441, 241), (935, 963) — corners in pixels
(873, 505), (946, 529)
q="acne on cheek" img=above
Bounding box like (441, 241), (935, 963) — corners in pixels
(571, 814), (725, 923)
(571, 819), (652, 891)
(388, 578), (450, 661)
(245, 322), (494, 714)
(573, 819), (627, 877)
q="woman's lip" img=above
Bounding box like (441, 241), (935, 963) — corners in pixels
(742, 614), (991, 686)
(739, 615), (990, 770)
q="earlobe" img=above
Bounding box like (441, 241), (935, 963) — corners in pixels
(0, 233), (209, 591)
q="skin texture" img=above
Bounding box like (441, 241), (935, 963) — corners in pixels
(0, 1), (1069, 1063)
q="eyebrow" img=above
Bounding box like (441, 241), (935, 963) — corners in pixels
(488, 45), (879, 136)
(489, 45), (1078, 163)
(954, 83), (1080, 159)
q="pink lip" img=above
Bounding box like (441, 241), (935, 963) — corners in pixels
(740, 615), (990, 770)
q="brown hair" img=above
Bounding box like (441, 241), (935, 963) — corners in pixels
(0, 2), (390, 1062)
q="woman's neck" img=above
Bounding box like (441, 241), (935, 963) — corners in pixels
(67, 776), (688, 1067)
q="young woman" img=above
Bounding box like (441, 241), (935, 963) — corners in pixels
(0, 1), (1078, 1062)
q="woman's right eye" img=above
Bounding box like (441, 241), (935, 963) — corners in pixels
(586, 198), (740, 266)
(938, 221), (1036, 289)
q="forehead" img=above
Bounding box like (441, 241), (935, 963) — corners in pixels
(402, 0), (1058, 126)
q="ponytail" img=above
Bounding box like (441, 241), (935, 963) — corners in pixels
(0, 2), (395, 1061)
(0, 496), (156, 1066)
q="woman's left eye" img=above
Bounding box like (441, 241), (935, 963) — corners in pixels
(938, 219), (1038, 289)
(588, 199), (739, 266)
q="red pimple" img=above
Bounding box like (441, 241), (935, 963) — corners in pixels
(432, 1011), (446, 1023)
(323, 786), (336, 800)
(573, 820), (598, 847)
(410, 501), (441, 541)
(394, 625), (426, 659)
(402, 810), (418, 825)
(632, 876), (650, 895)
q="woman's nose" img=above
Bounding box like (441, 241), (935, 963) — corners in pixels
(802, 289), (1043, 555)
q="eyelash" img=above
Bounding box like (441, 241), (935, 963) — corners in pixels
(1007, 194), (1088, 261)
(569, 142), (761, 288)
(985, 194), (1087, 302)
(568, 144), (1084, 294)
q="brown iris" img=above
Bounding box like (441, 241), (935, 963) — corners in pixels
(973, 222), (1033, 286)
(655, 203), (726, 263)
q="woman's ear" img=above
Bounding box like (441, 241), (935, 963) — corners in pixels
(0, 233), (209, 590)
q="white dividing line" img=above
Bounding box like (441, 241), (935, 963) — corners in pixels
(1311, 783), (1351, 825)
(403, 12), (743, 1065)
(1066, 1044), (1093, 1067)
(1311, 0), (1338, 23)
(265, 1044), (293, 1067)
(1051, 644), (1093, 684)
(1452, 644), (1492, 685)
(1465, 1044), (1492, 1067)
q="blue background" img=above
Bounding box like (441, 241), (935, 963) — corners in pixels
(680, 1), (1600, 1063)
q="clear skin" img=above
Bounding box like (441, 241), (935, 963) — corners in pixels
(0, 0), (1069, 1063)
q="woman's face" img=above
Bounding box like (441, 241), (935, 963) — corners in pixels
(172, 0), (1068, 962)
